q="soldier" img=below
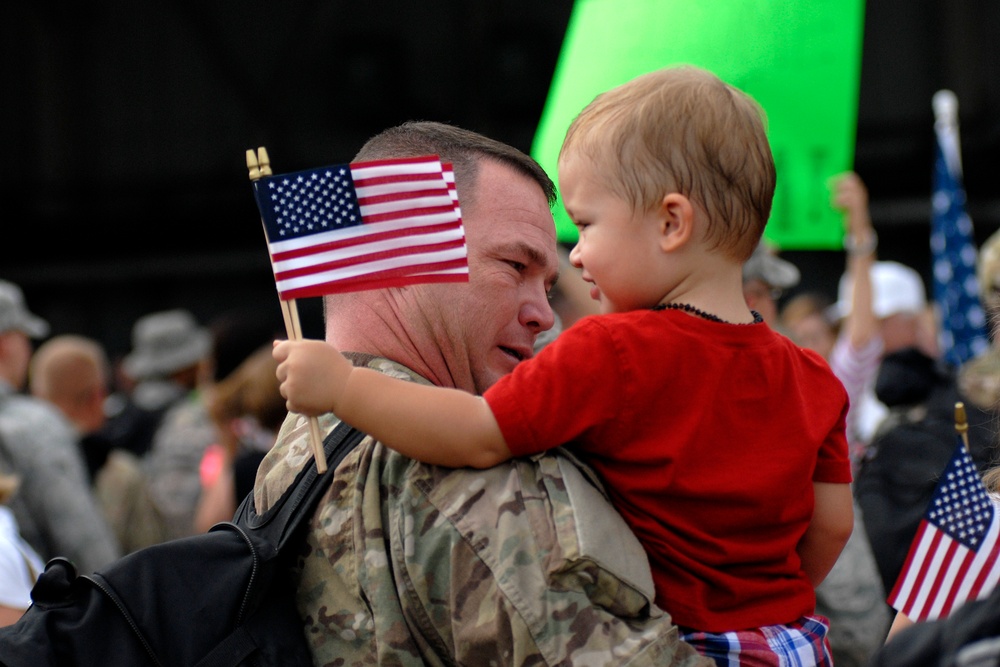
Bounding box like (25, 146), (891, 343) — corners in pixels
(0, 280), (120, 573)
(253, 121), (710, 666)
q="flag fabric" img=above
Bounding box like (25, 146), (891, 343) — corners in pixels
(252, 154), (468, 300)
(888, 439), (1000, 622)
(930, 97), (990, 368)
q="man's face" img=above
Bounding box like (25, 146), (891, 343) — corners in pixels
(0, 330), (33, 389)
(419, 160), (559, 394)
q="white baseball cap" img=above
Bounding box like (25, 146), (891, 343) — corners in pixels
(830, 261), (927, 321)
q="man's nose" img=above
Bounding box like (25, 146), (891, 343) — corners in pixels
(521, 285), (556, 334)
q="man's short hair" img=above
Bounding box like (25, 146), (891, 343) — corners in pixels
(29, 334), (109, 406)
(559, 65), (775, 262)
(353, 121), (557, 211)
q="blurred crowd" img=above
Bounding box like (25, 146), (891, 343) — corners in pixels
(0, 291), (283, 623)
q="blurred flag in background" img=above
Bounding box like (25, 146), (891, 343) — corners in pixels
(930, 90), (989, 368)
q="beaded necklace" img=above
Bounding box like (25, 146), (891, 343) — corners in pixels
(652, 302), (763, 325)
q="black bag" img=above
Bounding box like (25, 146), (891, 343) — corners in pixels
(0, 421), (364, 667)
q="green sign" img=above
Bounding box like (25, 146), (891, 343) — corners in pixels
(532, 0), (865, 250)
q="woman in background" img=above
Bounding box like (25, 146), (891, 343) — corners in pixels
(194, 345), (286, 533)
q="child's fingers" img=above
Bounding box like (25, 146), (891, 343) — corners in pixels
(272, 339), (292, 363)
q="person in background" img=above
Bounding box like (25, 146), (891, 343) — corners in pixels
(826, 172), (937, 470)
(741, 239), (800, 329)
(956, 227), (1000, 413)
(194, 344), (285, 533)
(256, 119), (710, 666)
(0, 280), (120, 573)
(868, 230), (1000, 657)
(780, 292), (839, 360)
(28, 335), (112, 481)
(0, 472), (44, 627)
(101, 309), (213, 460)
(856, 224), (1000, 631)
(124, 309), (220, 541)
(869, 433), (1000, 661)
(854, 346), (996, 597)
(29, 334), (166, 553)
(274, 67), (853, 665)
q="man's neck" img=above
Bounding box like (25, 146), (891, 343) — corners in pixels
(326, 296), (470, 392)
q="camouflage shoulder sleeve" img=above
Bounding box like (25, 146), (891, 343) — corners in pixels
(397, 449), (712, 666)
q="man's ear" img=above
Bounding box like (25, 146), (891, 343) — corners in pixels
(658, 192), (695, 252)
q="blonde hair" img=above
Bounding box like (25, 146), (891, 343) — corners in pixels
(559, 65), (775, 261)
(208, 344), (286, 456)
(780, 292), (838, 332)
(984, 466), (1000, 494)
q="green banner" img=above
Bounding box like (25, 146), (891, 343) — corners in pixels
(532, 0), (865, 250)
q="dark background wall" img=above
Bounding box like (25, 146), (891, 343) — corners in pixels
(4, 1), (1000, 361)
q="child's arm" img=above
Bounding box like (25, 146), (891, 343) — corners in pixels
(797, 482), (854, 586)
(273, 339), (513, 469)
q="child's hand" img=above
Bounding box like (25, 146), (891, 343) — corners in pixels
(272, 339), (353, 416)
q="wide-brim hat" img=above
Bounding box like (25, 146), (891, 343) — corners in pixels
(122, 309), (212, 380)
(0, 280), (50, 339)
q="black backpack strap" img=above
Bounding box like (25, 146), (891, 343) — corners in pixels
(232, 420), (366, 551)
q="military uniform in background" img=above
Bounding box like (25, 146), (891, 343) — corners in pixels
(0, 381), (121, 573)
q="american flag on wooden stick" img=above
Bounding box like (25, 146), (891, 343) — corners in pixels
(252, 154), (468, 300)
(888, 438), (1000, 621)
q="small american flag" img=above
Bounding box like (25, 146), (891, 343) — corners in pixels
(888, 439), (1000, 621)
(253, 154), (468, 300)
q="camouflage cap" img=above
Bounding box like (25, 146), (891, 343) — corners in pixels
(0, 280), (50, 338)
(122, 309), (212, 380)
(742, 242), (800, 289)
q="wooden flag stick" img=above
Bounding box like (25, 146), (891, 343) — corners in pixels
(247, 147), (328, 473)
(955, 401), (970, 451)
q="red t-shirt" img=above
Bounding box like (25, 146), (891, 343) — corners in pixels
(486, 309), (851, 632)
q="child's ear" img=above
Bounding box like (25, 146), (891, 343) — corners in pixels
(658, 192), (695, 252)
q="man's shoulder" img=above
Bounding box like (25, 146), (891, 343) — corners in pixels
(0, 394), (75, 444)
(255, 412), (707, 665)
(417, 448), (656, 603)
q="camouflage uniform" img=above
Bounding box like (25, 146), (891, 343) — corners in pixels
(94, 450), (167, 553)
(254, 354), (711, 667)
(0, 380), (121, 573)
(143, 390), (217, 541)
(813, 502), (891, 667)
(958, 345), (1000, 412)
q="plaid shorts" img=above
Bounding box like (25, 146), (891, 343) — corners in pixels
(680, 615), (833, 667)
